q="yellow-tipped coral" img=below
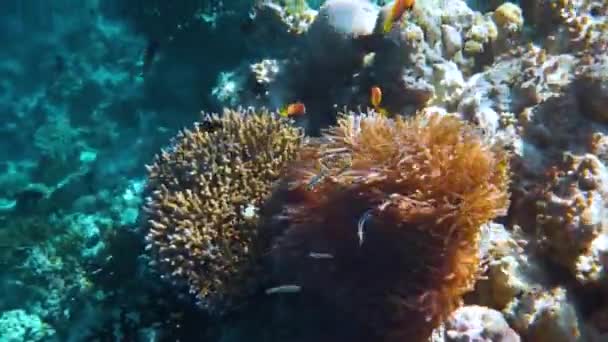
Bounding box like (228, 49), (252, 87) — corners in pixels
(267, 109), (510, 341)
(142, 108), (302, 314)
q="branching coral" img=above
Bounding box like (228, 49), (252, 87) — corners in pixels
(142, 108), (303, 314)
(266, 109), (511, 341)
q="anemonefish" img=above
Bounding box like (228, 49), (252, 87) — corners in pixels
(370, 86), (389, 116)
(370, 86), (382, 108)
(279, 102), (306, 118)
(382, 0), (416, 34)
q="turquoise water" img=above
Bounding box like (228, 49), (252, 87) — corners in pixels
(1, 1), (348, 340)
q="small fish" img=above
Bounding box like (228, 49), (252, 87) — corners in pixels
(357, 209), (373, 247)
(383, 0), (415, 34)
(265, 285), (302, 295)
(141, 39), (159, 76)
(279, 102), (306, 118)
(306, 167), (329, 191)
(308, 252), (334, 259)
(370, 86), (389, 116)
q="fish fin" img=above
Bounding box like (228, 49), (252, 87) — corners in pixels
(377, 107), (389, 117)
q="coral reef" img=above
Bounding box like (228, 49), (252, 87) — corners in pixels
(0, 211), (119, 340)
(474, 223), (545, 311)
(266, 109), (510, 341)
(0, 310), (55, 342)
(257, 0), (318, 35)
(472, 223), (587, 341)
(5, 0), (608, 340)
(505, 286), (582, 342)
(520, 0), (608, 52)
(432, 305), (521, 342)
(524, 153), (607, 283)
(210, 0), (536, 134)
(142, 108), (302, 314)
(442, 6), (608, 338)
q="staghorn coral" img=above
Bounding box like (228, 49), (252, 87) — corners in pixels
(266, 109), (510, 341)
(142, 108), (303, 314)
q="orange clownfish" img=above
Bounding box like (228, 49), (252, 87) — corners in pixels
(370, 86), (388, 116)
(382, 0), (415, 34)
(370, 86), (382, 108)
(279, 102), (306, 118)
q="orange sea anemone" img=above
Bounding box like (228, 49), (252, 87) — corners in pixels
(265, 109), (511, 341)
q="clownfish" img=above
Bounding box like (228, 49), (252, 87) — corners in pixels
(382, 0), (416, 34)
(370, 86), (389, 116)
(279, 102), (306, 118)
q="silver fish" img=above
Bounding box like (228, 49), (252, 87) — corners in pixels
(308, 252), (334, 259)
(357, 209), (373, 247)
(265, 285), (302, 295)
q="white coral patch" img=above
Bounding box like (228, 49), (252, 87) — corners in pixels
(241, 204), (258, 220)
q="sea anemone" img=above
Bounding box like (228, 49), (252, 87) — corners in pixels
(266, 109), (510, 341)
(142, 108), (302, 314)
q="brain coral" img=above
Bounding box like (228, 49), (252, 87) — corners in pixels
(142, 108), (302, 314)
(267, 109), (510, 341)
